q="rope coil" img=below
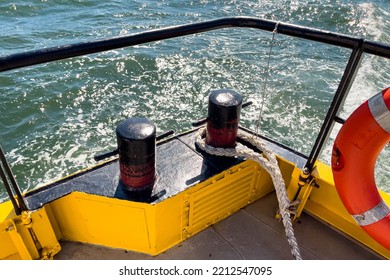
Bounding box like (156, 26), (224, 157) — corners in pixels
(195, 128), (302, 260)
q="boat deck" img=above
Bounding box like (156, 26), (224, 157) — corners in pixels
(55, 191), (381, 260)
(16, 128), (382, 260)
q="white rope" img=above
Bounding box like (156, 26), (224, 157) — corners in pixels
(195, 128), (302, 260)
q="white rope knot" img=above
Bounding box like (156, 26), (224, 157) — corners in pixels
(195, 128), (302, 260)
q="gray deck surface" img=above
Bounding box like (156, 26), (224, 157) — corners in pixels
(55, 192), (381, 260)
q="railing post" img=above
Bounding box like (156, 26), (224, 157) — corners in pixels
(0, 145), (28, 213)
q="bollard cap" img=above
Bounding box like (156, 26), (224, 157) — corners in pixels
(116, 117), (156, 141)
(208, 89), (243, 128)
(209, 89), (243, 109)
(116, 116), (156, 161)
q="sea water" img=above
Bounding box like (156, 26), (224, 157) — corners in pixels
(0, 0), (389, 201)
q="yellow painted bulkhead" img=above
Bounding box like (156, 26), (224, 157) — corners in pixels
(1, 155), (390, 259)
(46, 159), (277, 256)
(0, 201), (60, 260)
(287, 161), (390, 259)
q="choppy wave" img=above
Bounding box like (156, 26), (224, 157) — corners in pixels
(321, 1), (390, 190)
(0, 0), (389, 201)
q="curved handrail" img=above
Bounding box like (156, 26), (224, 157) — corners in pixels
(0, 16), (389, 72)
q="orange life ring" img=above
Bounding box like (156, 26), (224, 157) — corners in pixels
(331, 87), (390, 250)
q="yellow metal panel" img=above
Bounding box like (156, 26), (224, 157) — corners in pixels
(0, 200), (17, 259)
(277, 157), (296, 189)
(302, 161), (390, 259)
(50, 193), (90, 241)
(50, 192), (156, 254)
(188, 172), (252, 234)
(2, 218), (39, 260)
(0, 200), (14, 222)
(44, 204), (63, 241)
(183, 160), (274, 237)
(0, 222), (18, 259)
(76, 197), (152, 251)
(44, 159), (282, 256)
(153, 193), (184, 255)
(0, 206), (61, 260)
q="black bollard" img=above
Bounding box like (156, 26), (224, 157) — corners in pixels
(206, 89), (243, 148)
(116, 117), (156, 201)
